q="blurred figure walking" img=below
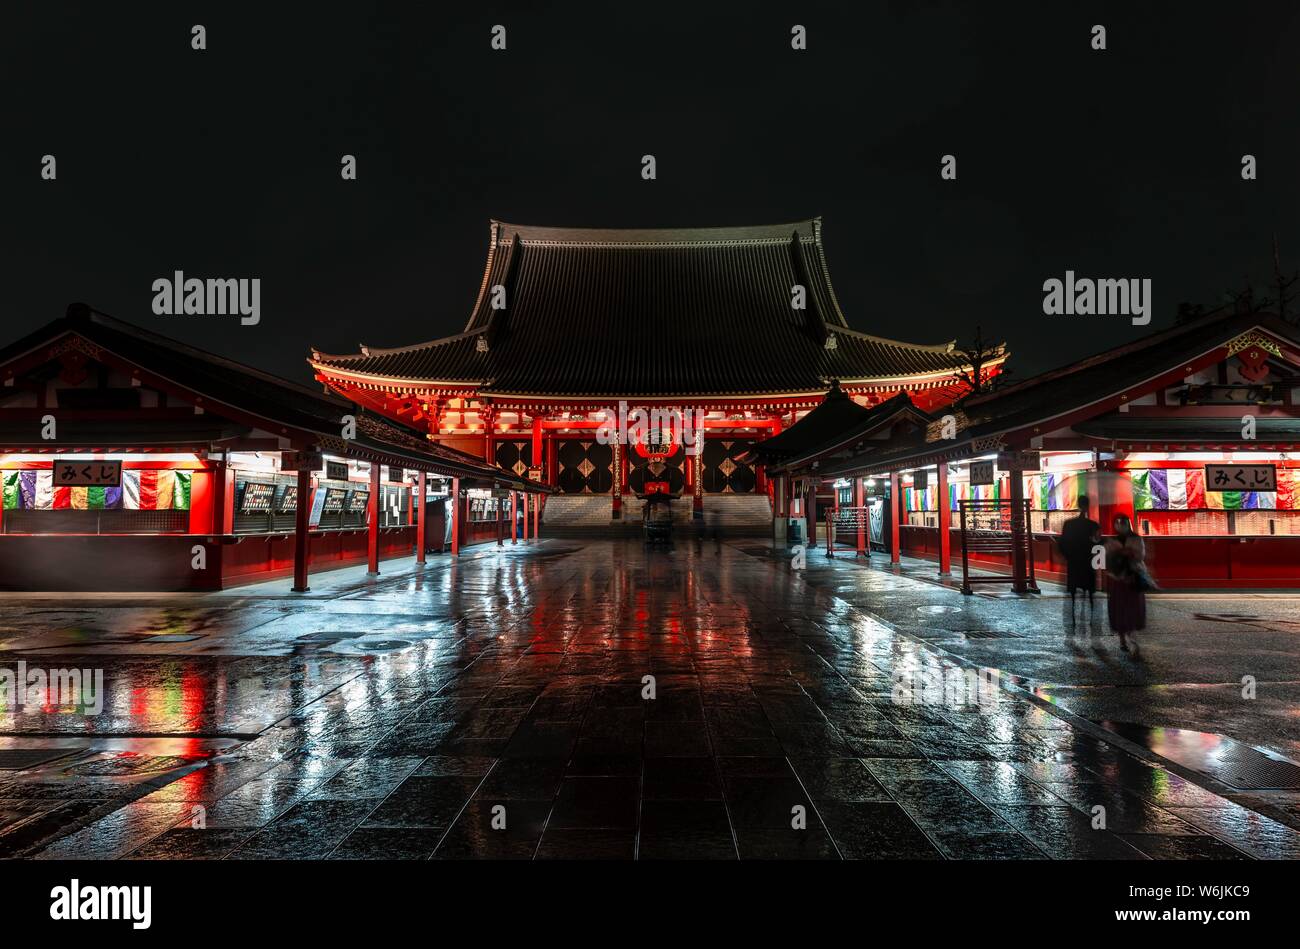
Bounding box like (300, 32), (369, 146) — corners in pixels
(1105, 513), (1153, 655)
(1056, 496), (1101, 635)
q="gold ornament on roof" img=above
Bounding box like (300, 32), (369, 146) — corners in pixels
(1226, 331), (1282, 358)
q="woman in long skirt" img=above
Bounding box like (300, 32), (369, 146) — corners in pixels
(1105, 514), (1148, 654)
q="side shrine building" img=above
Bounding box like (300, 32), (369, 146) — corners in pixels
(310, 219), (1002, 527)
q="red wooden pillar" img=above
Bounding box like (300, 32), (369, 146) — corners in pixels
(936, 463), (951, 576)
(366, 463), (380, 575)
(415, 471), (427, 565)
(611, 439), (622, 520)
(451, 477), (461, 556)
(534, 492), (541, 537)
(292, 462), (313, 592)
(854, 476), (866, 556)
(511, 490), (519, 544)
(531, 414), (544, 481)
(889, 471), (901, 565)
(806, 480), (817, 547)
(216, 459), (235, 535)
(1009, 465), (1028, 593)
(692, 452), (703, 520)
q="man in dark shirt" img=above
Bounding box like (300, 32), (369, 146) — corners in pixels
(1056, 496), (1101, 635)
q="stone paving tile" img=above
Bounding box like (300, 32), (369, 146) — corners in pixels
(788, 758), (893, 802)
(7, 539), (1290, 859)
(937, 761), (1063, 806)
(816, 802), (942, 859)
(36, 801), (194, 860)
(928, 831), (1046, 860)
(638, 801), (737, 859)
(1042, 786), (1206, 835)
(644, 722), (711, 757)
(549, 776), (640, 830)
(643, 758), (722, 801)
(226, 799), (374, 860)
(362, 776), (482, 829)
(1118, 833), (1250, 860)
(307, 757), (424, 801)
(432, 800), (551, 859)
(476, 760), (566, 800)
(536, 829), (637, 859)
(328, 827), (443, 860)
(1163, 802), (1300, 859)
(128, 828), (254, 860)
(992, 805), (1149, 860)
(0, 800), (109, 858)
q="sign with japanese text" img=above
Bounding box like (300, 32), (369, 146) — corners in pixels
(308, 487), (327, 527)
(913, 469), (928, 490)
(1205, 464), (1275, 492)
(53, 459), (121, 487)
(969, 461), (995, 486)
(996, 450), (1040, 471)
(281, 450), (323, 473)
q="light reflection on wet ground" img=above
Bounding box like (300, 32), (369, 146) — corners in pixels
(0, 539), (1296, 859)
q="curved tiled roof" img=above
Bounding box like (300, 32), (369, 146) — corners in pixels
(0, 305), (545, 487)
(312, 219), (975, 397)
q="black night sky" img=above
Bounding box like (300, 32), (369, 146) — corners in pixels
(6, 2), (1299, 384)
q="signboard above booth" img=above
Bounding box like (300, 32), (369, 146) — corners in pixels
(53, 459), (121, 487)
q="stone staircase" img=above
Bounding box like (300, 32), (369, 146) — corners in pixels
(695, 494), (774, 537)
(542, 493), (772, 538)
(541, 496), (638, 537)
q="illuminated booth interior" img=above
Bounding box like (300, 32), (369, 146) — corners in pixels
(767, 311), (1300, 590)
(0, 305), (547, 592)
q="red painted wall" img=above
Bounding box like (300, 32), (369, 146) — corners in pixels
(0, 536), (223, 592)
(221, 527), (417, 584)
(0, 527), (419, 591)
(898, 525), (1300, 589)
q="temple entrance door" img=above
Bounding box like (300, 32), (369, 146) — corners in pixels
(556, 439), (614, 493)
(701, 439), (758, 492)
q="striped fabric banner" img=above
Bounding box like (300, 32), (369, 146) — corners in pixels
(123, 470), (180, 509)
(34, 471), (53, 510)
(1133, 468), (1285, 511)
(1280, 471), (1297, 510)
(4, 469), (184, 511)
(69, 486), (121, 510)
(949, 480), (1006, 509)
(174, 470), (191, 510)
(1022, 472), (1086, 511)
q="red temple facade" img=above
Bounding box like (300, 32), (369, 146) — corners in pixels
(310, 219), (1000, 527)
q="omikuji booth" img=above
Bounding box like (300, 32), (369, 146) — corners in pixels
(771, 309), (1300, 590)
(0, 305), (548, 591)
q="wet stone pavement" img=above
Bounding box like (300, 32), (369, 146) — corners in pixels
(1, 538), (1299, 860)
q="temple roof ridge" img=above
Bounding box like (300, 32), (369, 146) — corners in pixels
(486, 218), (824, 246)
